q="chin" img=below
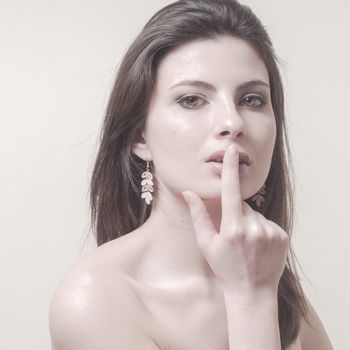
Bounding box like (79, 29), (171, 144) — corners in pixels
(200, 182), (259, 202)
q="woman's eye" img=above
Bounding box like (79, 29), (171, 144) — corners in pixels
(240, 94), (267, 109)
(176, 94), (207, 109)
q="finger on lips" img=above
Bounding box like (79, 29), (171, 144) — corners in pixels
(221, 145), (243, 226)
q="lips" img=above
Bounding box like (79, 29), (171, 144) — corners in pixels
(206, 149), (250, 165)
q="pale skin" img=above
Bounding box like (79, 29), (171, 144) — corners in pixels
(182, 144), (288, 349)
(49, 37), (334, 349)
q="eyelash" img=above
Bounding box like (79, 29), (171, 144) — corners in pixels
(176, 94), (267, 110)
(239, 94), (267, 109)
(176, 94), (207, 109)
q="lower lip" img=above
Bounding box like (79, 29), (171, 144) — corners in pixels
(207, 161), (249, 176)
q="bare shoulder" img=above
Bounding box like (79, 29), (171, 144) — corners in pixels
(299, 296), (334, 350)
(49, 233), (161, 350)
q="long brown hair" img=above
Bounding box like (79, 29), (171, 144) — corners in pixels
(90, 0), (310, 348)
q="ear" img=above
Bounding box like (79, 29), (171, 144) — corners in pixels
(131, 129), (152, 161)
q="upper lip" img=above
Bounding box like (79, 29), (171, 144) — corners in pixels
(206, 148), (251, 165)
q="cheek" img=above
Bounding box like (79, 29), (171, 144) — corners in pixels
(146, 114), (206, 193)
(248, 118), (276, 172)
(147, 112), (204, 165)
(268, 119), (277, 151)
(149, 107), (205, 145)
(254, 117), (276, 148)
(263, 123), (276, 156)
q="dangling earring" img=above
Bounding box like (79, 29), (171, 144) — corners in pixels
(141, 161), (154, 205)
(251, 183), (266, 207)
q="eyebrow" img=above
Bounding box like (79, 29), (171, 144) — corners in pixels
(169, 79), (270, 91)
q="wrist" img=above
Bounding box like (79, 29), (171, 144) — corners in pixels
(223, 285), (278, 307)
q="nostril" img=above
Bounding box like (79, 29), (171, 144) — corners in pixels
(220, 130), (245, 138)
(220, 131), (231, 136)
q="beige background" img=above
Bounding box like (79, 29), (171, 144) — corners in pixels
(1, 0), (348, 348)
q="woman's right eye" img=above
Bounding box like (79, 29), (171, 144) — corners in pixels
(176, 94), (207, 109)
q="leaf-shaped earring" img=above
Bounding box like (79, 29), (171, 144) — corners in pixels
(251, 183), (266, 207)
(141, 161), (154, 205)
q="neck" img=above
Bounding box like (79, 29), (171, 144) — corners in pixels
(139, 191), (223, 288)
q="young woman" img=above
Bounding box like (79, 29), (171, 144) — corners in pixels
(49, 1), (334, 349)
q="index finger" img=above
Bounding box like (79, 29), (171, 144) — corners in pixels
(221, 145), (243, 227)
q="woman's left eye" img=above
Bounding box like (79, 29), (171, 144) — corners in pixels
(240, 94), (267, 109)
(176, 94), (207, 109)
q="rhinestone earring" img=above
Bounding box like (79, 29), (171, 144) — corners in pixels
(141, 161), (154, 205)
(251, 183), (266, 207)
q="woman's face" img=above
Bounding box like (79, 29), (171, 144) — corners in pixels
(136, 36), (276, 202)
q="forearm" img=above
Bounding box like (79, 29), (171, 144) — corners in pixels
(223, 288), (281, 350)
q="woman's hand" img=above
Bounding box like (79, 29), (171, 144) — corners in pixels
(182, 145), (289, 294)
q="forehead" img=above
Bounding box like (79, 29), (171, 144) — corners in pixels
(155, 36), (269, 88)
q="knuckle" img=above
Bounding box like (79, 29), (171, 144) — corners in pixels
(269, 229), (289, 247)
(280, 232), (290, 245)
(248, 223), (266, 240)
(229, 226), (245, 241)
(263, 219), (288, 240)
(264, 226), (277, 239)
(250, 223), (264, 235)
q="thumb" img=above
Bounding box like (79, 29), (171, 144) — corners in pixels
(181, 191), (217, 250)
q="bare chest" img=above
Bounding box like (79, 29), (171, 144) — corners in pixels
(126, 278), (302, 350)
(162, 305), (229, 350)
(138, 283), (230, 350)
(121, 274), (302, 350)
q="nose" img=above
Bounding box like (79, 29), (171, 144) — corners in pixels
(213, 101), (246, 139)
